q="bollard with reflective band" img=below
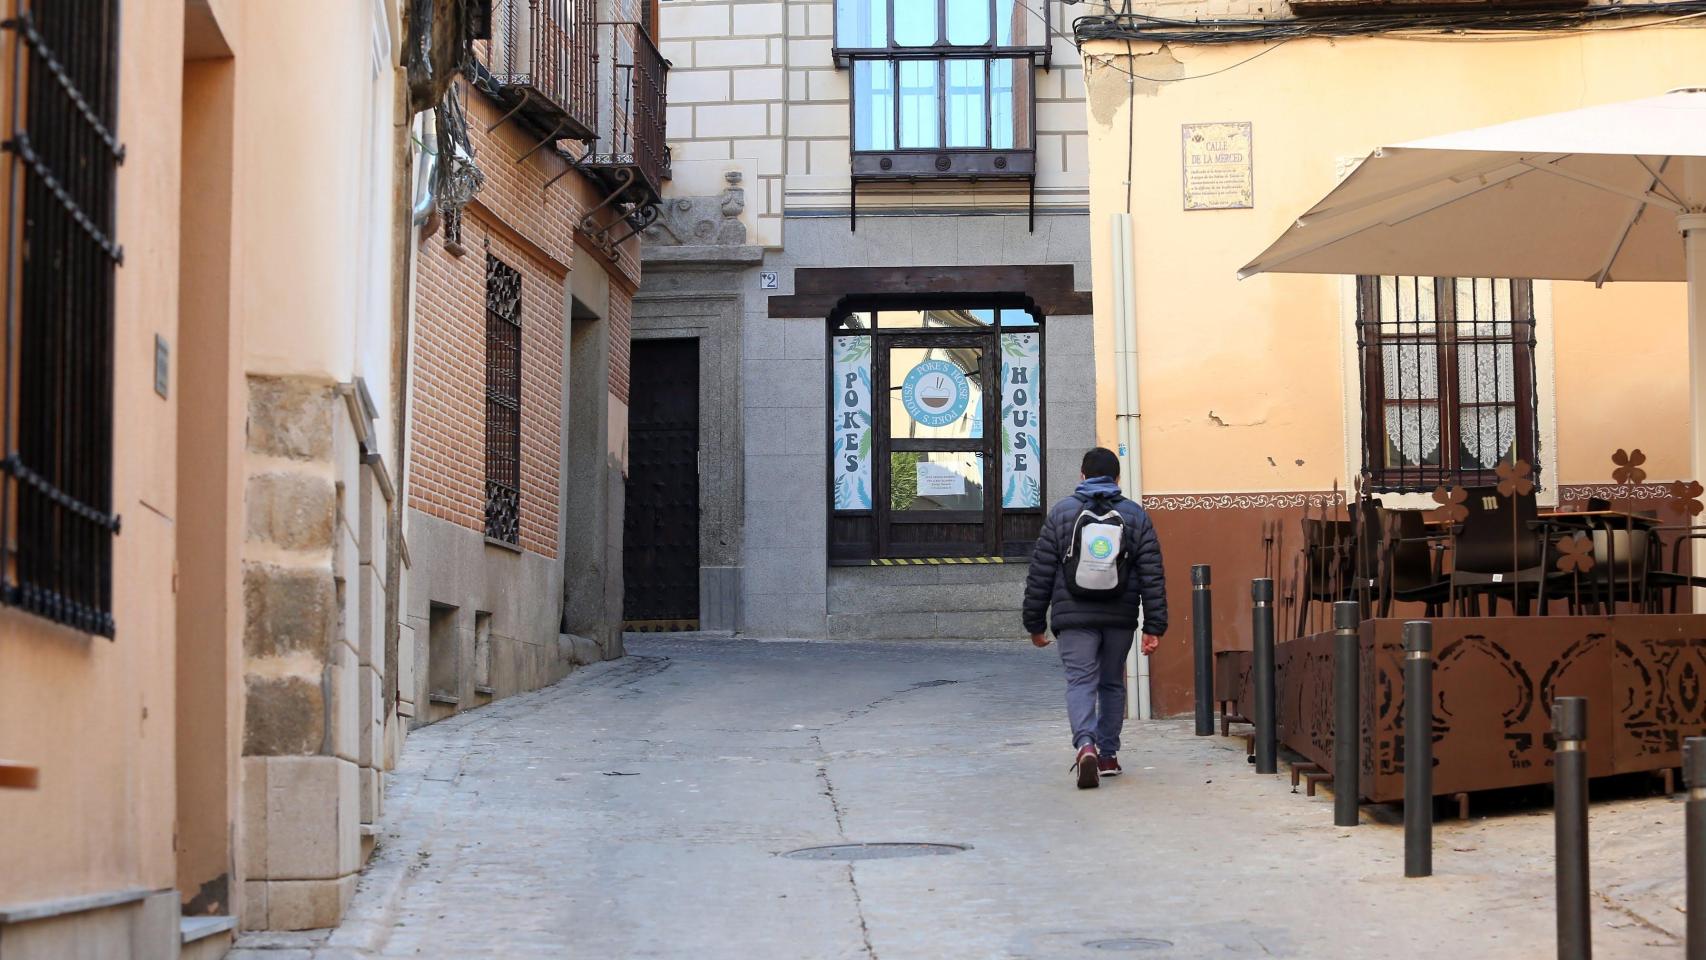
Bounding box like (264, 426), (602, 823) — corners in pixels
(1193, 565), (1214, 737)
(1252, 579), (1277, 775)
(1333, 601), (1360, 828)
(1687, 738), (1706, 960)
(1403, 620), (1433, 878)
(1553, 697), (1591, 960)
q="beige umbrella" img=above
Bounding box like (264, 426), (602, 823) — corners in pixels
(1241, 87), (1706, 480)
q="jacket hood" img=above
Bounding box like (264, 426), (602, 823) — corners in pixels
(1074, 476), (1124, 503)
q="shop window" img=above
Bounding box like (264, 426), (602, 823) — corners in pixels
(830, 306), (1043, 562)
(485, 254), (523, 544)
(0, 1), (125, 637)
(1357, 276), (1538, 492)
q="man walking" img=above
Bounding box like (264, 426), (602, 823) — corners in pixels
(1024, 447), (1167, 789)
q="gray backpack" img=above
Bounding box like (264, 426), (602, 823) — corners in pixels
(1063, 498), (1129, 599)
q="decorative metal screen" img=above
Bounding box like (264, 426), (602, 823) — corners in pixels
(484, 254), (522, 544)
(1356, 276), (1537, 492)
(0, 1), (125, 636)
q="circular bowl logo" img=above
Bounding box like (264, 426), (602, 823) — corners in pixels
(1089, 536), (1115, 560)
(901, 359), (970, 428)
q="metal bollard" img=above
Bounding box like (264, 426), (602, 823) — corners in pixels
(1403, 620), (1433, 878)
(1193, 565), (1214, 737)
(1252, 578), (1277, 775)
(1687, 738), (1706, 960)
(1333, 601), (1360, 828)
(1553, 697), (1590, 960)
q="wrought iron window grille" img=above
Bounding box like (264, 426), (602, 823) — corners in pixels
(484, 253), (522, 545)
(1355, 276), (1539, 494)
(0, 2), (125, 637)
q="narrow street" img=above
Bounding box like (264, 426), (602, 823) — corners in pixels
(233, 638), (1685, 959)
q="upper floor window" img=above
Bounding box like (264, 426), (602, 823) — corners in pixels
(1356, 276), (1538, 493)
(1, 1), (125, 637)
(837, 0), (1051, 202)
(835, 0), (1051, 54)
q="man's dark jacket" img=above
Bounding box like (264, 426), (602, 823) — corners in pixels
(1023, 478), (1168, 637)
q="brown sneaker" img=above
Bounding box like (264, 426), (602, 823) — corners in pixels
(1098, 755), (1123, 778)
(1075, 744), (1100, 789)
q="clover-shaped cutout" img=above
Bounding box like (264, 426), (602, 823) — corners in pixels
(1613, 448), (1648, 486)
(1432, 484), (1468, 523)
(1496, 459), (1534, 498)
(1672, 480), (1705, 517)
(1556, 533), (1595, 574)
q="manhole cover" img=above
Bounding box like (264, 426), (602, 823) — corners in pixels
(1084, 938), (1173, 952)
(782, 842), (969, 861)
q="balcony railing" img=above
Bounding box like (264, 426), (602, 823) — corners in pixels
(583, 20), (670, 204)
(480, 0), (596, 142)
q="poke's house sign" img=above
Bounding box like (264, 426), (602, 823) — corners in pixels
(1182, 122), (1253, 210)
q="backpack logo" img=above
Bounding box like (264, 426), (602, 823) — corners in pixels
(1064, 504), (1130, 600)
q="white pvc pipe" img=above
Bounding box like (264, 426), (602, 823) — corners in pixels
(1111, 212), (1151, 720)
(1682, 157), (1706, 606)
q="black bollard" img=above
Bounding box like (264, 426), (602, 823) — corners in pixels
(1193, 565), (1214, 737)
(1687, 738), (1706, 960)
(1252, 578), (1277, 775)
(1553, 697), (1590, 960)
(1333, 601), (1360, 828)
(1403, 620), (1433, 878)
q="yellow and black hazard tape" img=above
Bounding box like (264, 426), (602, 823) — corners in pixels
(869, 556), (1012, 566)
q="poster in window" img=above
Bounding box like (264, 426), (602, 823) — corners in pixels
(832, 336), (873, 510)
(1181, 121), (1253, 211)
(1001, 332), (1042, 508)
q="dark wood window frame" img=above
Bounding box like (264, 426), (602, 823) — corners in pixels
(484, 253), (523, 545)
(1356, 275), (1539, 493)
(0, 2), (126, 637)
(827, 302), (1045, 564)
(834, 0), (1050, 227)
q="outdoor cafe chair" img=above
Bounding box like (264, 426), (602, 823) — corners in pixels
(1448, 485), (1555, 616)
(1548, 525), (1659, 614)
(1647, 525), (1706, 613)
(1377, 507), (1451, 618)
(1296, 517), (1354, 637)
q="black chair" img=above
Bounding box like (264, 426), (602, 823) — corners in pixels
(1449, 485), (1554, 616)
(1378, 508), (1451, 617)
(1552, 525), (1658, 613)
(1649, 526), (1706, 612)
(1296, 518), (1353, 636)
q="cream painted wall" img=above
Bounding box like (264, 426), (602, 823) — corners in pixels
(1081, 27), (1704, 494)
(0, 0), (186, 906)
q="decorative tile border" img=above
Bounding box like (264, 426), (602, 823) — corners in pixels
(1140, 491), (1345, 511)
(1558, 483), (1679, 504)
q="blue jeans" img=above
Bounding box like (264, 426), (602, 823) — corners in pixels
(1056, 627), (1136, 755)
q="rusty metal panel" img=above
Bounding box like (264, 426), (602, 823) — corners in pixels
(1221, 615), (1706, 804)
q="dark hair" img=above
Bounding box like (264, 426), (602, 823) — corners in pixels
(1081, 447), (1120, 480)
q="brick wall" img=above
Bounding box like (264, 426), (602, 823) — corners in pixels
(411, 215), (565, 559)
(608, 286), (633, 405)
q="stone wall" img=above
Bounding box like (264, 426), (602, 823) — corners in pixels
(240, 375), (391, 930)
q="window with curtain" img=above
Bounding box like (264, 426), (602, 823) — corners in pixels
(830, 306), (1045, 562)
(838, 0), (1046, 169)
(1356, 276), (1538, 492)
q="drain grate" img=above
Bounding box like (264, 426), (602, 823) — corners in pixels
(1084, 938), (1174, 952)
(782, 842), (969, 861)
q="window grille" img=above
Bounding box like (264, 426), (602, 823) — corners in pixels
(0, 0), (125, 636)
(1356, 276), (1538, 493)
(484, 254), (522, 544)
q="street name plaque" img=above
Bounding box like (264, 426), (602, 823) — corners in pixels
(1182, 121), (1254, 210)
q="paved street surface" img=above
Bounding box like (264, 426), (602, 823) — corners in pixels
(233, 637), (1688, 959)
